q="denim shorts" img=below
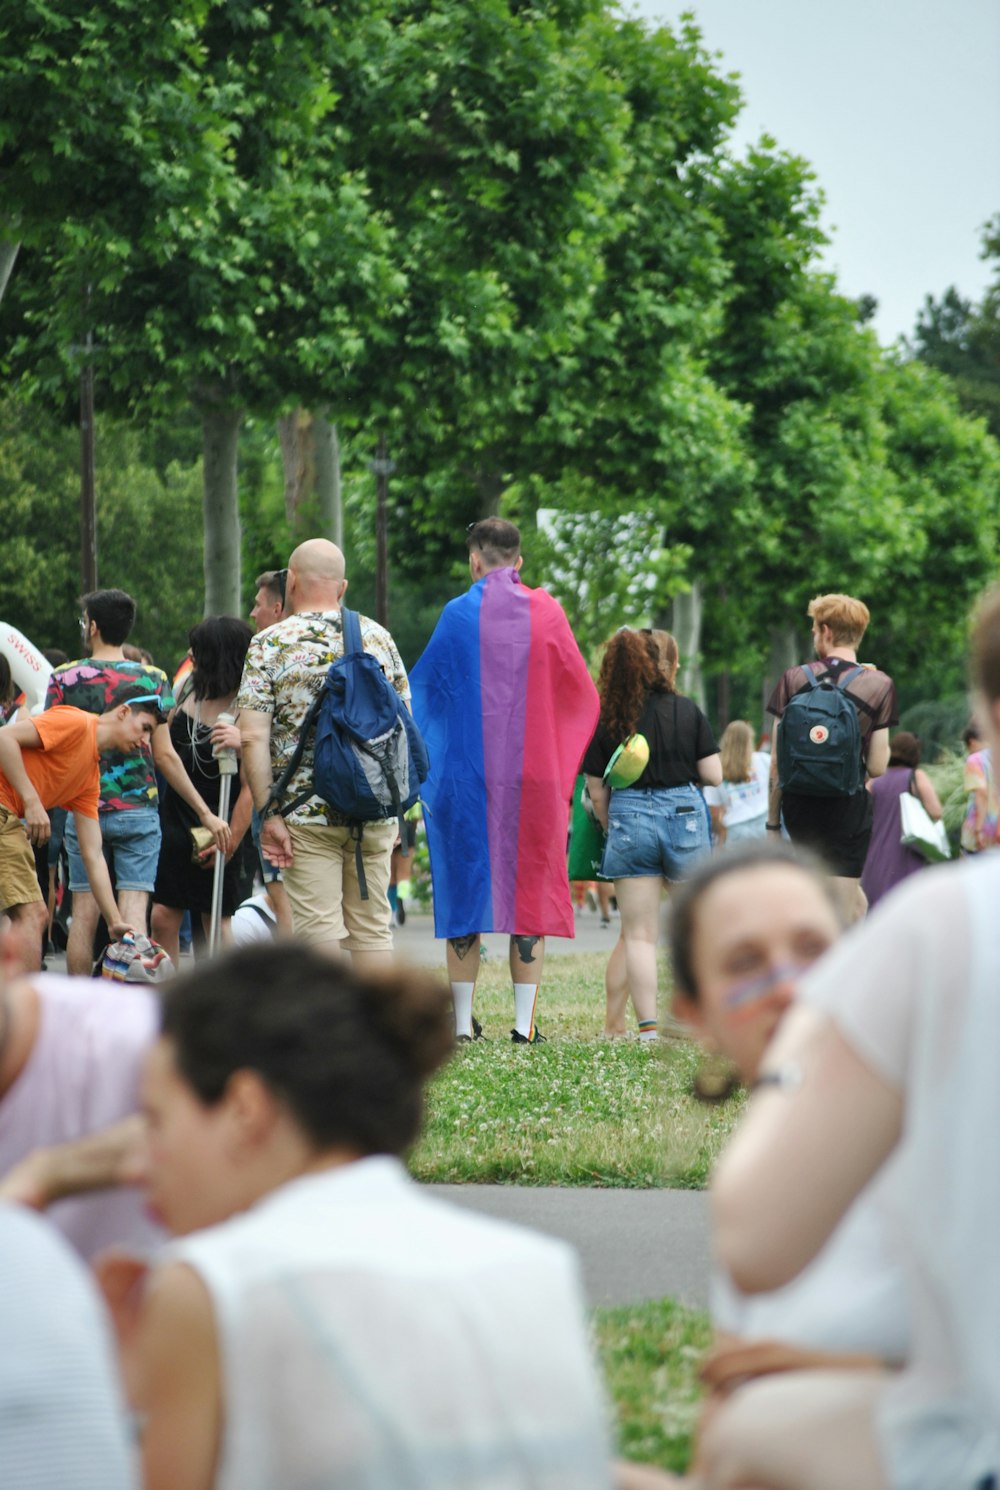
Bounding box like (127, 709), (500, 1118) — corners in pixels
(65, 807), (162, 893)
(601, 784), (711, 882)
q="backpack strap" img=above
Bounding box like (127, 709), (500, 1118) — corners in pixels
(800, 662), (865, 693)
(833, 664), (865, 691)
(341, 607), (363, 656)
(263, 685), (325, 818)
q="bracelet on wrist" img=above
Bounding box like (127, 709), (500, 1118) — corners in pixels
(766, 822), (781, 832)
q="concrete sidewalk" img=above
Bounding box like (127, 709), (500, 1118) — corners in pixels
(425, 1184), (711, 1310)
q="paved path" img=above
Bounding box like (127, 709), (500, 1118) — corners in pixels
(426, 1184), (711, 1310)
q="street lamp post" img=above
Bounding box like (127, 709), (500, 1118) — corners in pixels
(79, 328), (98, 591)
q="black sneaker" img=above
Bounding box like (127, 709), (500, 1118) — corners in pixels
(395, 900), (406, 927)
(457, 1017), (487, 1045)
(511, 1026), (547, 1044)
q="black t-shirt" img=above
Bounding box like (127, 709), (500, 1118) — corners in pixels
(766, 658), (898, 763)
(582, 690), (718, 789)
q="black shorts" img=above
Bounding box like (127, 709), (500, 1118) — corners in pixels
(781, 787), (873, 878)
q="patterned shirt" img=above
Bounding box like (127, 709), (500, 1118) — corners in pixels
(45, 660), (174, 811)
(236, 610), (410, 825)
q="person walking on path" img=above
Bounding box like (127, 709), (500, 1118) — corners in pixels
(766, 593), (896, 921)
(584, 628), (719, 1042)
(860, 731), (942, 910)
(237, 539), (410, 965)
(703, 721), (770, 846)
(410, 518), (599, 1044)
(46, 589), (230, 973)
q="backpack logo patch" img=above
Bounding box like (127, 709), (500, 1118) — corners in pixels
(809, 725), (830, 744)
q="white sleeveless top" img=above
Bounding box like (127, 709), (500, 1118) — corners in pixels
(169, 1157), (612, 1490)
(0, 1203), (132, 1489)
(803, 853), (1000, 1490)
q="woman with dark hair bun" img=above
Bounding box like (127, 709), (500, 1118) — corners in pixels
(121, 944), (613, 1490)
(860, 730), (943, 910)
(151, 616), (257, 962)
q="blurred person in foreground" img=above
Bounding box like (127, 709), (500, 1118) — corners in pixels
(103, 944), (615, 1490)
(701, 587), (1000, 1489)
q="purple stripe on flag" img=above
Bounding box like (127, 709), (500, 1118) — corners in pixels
(479, 570), (531, 928)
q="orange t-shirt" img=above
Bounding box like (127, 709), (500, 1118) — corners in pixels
(0, 707), (101, 818)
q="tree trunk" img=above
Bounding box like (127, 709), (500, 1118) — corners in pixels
(0, 238), (19, 305)
(314, 414), (342, 547)
(671, 583), (706, 710)
(278, 408), (314, 530)
(474, 468), (505, 516)
(278, 408), (341, 544)
(201, 402), (243, 616)
(762, 625), (801, 729)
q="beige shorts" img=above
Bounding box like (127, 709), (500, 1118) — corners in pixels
(0, 806), (44, 912)
(284, 820), (396, 951)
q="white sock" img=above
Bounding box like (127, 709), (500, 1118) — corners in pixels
(513, 983), (538, 1039)
(451, 982), (475, 1039)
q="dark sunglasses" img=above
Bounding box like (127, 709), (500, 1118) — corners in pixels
(275, 568), (288, 605)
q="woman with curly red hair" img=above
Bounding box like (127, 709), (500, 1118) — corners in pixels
(583, 629), (720, 1040)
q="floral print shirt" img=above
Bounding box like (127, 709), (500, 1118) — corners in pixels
(236, 610), (410, 825)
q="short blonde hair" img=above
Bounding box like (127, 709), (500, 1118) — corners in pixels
(719, 720), (754, 783)
(807, 594), (870, 648)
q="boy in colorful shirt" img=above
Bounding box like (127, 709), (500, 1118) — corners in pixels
(45, 589), (229, 974)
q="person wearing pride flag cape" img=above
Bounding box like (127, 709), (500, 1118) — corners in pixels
(411, 519), (599, 1043)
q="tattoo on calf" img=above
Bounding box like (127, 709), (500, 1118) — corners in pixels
(448, 934), (479, 960)
(512, 935), (540, 964)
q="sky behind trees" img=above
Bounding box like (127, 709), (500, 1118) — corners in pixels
(635, 0), (1000, 344)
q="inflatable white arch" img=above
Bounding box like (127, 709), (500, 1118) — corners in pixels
(0, 623), (53, 714)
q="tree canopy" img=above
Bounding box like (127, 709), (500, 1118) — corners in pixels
(1, 2), (998, 727)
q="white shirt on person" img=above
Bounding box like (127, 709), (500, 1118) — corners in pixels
(169, 1155), (613, 1490)
(801, 854), (1000, 1490)
(702, 752), (770, 828)
(712, 1166), (909, 1363)
(0, 1203), (132, 1490)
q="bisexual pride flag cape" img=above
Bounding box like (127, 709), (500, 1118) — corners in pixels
(411, 568), (599, 940)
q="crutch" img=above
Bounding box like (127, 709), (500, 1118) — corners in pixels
(208, 711), (238, 956)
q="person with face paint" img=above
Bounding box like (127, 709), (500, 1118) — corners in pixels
(669, 842), (909, 1377)
(697, 591), (1000, 1490)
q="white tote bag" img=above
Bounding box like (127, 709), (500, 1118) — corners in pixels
(900, 786), (951, 863)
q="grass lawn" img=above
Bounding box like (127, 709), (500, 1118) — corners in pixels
(592, 1296), (711, 1474)
(409, 950), (745, 1188)
(410, 949), (723, 1472)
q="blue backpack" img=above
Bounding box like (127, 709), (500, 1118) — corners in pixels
(267, 609), (429, 895)
(776, 664), (865, 797)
